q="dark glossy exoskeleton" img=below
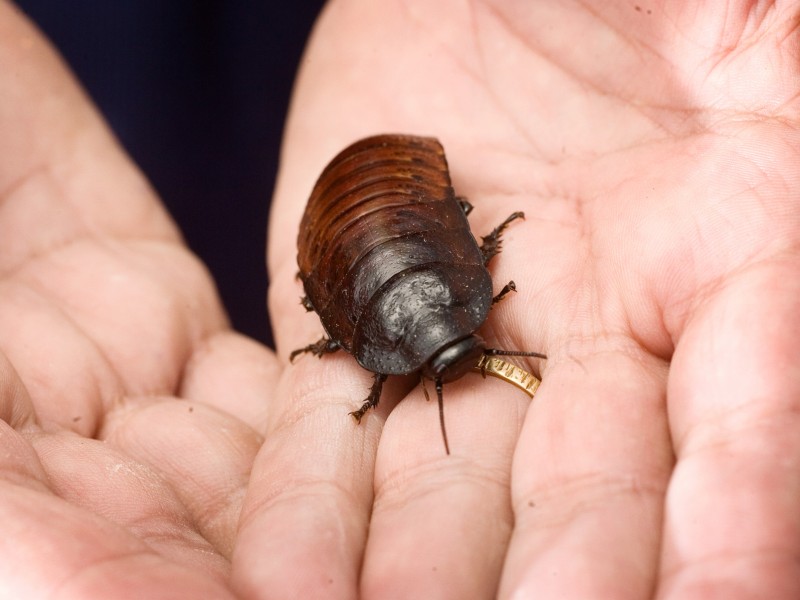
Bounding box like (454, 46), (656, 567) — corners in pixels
(292, 134), (544, 453)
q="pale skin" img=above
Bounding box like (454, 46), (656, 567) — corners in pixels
(1, 0), (799, 598)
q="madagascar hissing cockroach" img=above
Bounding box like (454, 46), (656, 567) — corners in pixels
(291, 134), (545, 454)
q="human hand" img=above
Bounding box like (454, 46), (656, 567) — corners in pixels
(0, 3), (281, 597)
(253, 1), (800, 598)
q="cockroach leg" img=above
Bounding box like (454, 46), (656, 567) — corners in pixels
(491, 280), (517, 305)
(349, 373), (388, 423)
(480, 211), (525, 264)
(300, 295), (315, 312)
(289, 336), (341, 362)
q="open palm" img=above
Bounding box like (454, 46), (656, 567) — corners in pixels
(261, 1), (800, 598)
(2, 1), (799, 599)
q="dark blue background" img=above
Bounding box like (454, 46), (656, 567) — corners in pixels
(16, 1), (327, 347)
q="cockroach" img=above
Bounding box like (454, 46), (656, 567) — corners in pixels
(291, 134), (545, 454)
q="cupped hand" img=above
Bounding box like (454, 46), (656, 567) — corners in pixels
(249, 1), (800, 598)
(0, 3), (280, 598)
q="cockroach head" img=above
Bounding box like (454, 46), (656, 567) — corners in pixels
(421, 335), (486, 383)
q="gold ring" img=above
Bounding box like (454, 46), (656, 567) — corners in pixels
(473, 355), (541, 397)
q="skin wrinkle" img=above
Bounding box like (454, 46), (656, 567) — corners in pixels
(191, 490), (248, 555)
(722, 1), (780, 53)
(658, 560), (800, 600)
(50, 550), (156, 598)
(483, 2), (599, 96)
(6, 245), (192, 405)
(622, 287), (675, 362)
(373, 457), (511, 513)
(640, 178), (791, 346)
(577, 0), (671, 62)
(0, 169), (85, 277)
(99, 402), (253, 559)
(129, 513), (210, 555)
(486, 0), (684, 128)
(164, 463), (245, 552)
(470, 4), (552, 154)
(50, 548), (232, 598)
(253, 399), (383, 512)
(777, 11), (800, 49)
(196, 488), (246, 559)
(399, 1), (637, 158)
(562, 330), (669, 371)
(0, 282), (115, 431)
(0, 161), (181, 283)
(0, 463), (51, 497)
(0, 353), (36, 428)
(554, 191), (626, 337)
(576, 7), (778, 136)
(466, 0), (484, 79)
(395, 1), (479, 82)
(698, 8), (800, 116)
(267, 383), (376, 436)
(238, 477), (367, 536)
(404, 3), (548, 155)
(513, 470), (668, 533)
(44, 447), (228, 573)
(0, 162), (48, 205)
(667, 249), (797, 348)
(673, 383), (800, 455)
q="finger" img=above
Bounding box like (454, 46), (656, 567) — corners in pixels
(356, 219), (540, 596)
(361, 374), (529, 597)
(180, 331), (282, 431)
(658, 265), (800, 598)
(231, 350), (405, 598)
(236, 237), (409, 595)
(501, 349), (672, 598)
(252, 145), (396, 598)
(233, 66), (388, 600)
(234, 0), (423, 590)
